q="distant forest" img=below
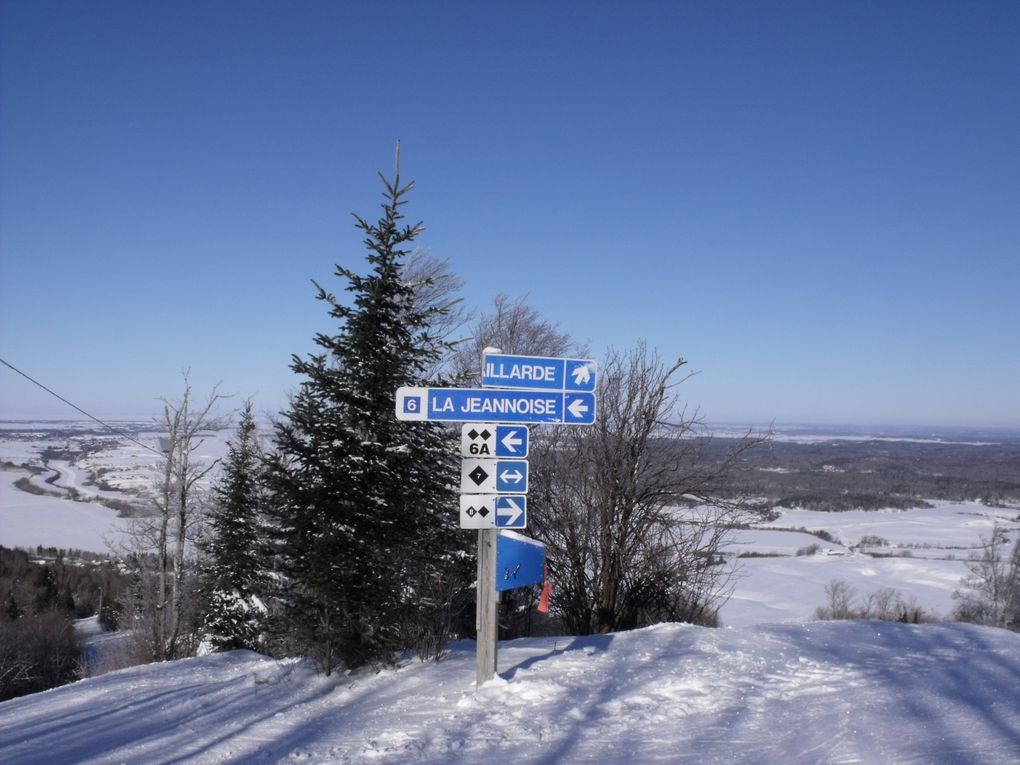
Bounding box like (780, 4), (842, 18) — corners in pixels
(701, 434), (1020, 511)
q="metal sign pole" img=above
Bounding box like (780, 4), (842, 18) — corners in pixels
(476, 527), (498, 685)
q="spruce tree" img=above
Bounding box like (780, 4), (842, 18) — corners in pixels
(268, 163), (465, 673)
(201, 402), (269, 651)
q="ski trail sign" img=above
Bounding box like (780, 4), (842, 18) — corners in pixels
(482, 353), (597, 393)
(460, 495), (527, 529)
(460, 458), (529, 494)
(461, 424), (529, 458)
(496, 531), (545, 591)
(396, 386), (596, 425)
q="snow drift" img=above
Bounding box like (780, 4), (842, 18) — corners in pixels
(2, 621), (1019, 764)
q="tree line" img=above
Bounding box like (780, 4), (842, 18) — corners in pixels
(0, 547), (128, 700)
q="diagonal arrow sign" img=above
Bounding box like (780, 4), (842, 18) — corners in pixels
(571, 363), (592, 387)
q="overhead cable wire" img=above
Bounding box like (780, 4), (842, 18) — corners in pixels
(0, 355), (163, 455)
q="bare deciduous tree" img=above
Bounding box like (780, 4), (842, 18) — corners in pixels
(954, 524), (1020, 630)
(123, 374), (227, 660)
(816, 579), (858, 620)
(450, 293), (578, 382)
(530, 343), (770, 634)
(815, 580), (925, 622)
(402, 250), (469, 379)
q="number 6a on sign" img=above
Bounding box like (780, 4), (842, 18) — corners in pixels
(460, 423), (530, 458)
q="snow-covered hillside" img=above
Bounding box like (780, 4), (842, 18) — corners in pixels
(2, 621), (1019, 764)
(3, 424), (1019, 762)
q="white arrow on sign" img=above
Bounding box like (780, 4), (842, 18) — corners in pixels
(501, 430), (524, 454)
(497, 497), (524, 526)
(500, 468), (524, 484)
(571, 363), (593, 387)
(567, 398), (589, 419)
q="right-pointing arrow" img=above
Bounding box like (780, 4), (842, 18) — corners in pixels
(497, 498), (524, 526)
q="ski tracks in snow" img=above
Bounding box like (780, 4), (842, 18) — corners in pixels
(2, 623), (1019, 764)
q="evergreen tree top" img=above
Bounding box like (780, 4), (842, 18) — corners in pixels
(280, 162), (460, 454)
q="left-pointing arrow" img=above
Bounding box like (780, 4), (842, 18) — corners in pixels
(501, 430), (523, 453)
(500, 469), (523, 483)
(567, 398), (589, 418)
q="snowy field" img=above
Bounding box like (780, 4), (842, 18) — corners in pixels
(720, 501), (1020, 627)
(0, 468), (129, 552)
(1, 422), (1017, 627)
(0, 421), (231, 552)
(2, 621), (1019, 764)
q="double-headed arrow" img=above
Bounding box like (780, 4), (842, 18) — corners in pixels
(461, 458), (528, 494)
(500, 467), (524, 485)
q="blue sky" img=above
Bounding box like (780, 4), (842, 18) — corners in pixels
(1, 1), (1018, 428)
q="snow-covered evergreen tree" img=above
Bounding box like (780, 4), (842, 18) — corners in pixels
(268, 164), (467, 673)
(202, 402), (270, 651)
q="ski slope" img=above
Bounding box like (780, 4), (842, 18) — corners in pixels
(2, 621), (1019, 764)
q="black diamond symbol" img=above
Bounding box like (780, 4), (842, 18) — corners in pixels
(478, 506), (490, 517)
(469, 466), (489, 485)
(468, 429), (479, 440)
(480, 429), (491, 440)
(465, 506), (477, 517)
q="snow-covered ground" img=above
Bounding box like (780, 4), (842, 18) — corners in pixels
(719, 501), (1020, 627)
(0, 422), (231, 552)
(3, 423), (1020, 763)
(0, 468), (130, 552)
(760, 501), (1017, 551)
(721, 553), (967, 627)
(2, 621), (1019, 764)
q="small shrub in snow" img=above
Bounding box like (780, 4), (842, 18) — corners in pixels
(859, 535), (888, 547)
(815, 579), (928, 623)
(0, 613), (81, 701)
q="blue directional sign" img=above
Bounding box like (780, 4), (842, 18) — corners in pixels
(494, 425), (528, 457)
(496, 530), (545, 590)
(563, 392), (596, 424)
(495, 496), (527, 528)
(397, 387), (596, 425)
(460, 424), (529, 458)
(482, 354), (597, 392)
(460, 458), (528, 494)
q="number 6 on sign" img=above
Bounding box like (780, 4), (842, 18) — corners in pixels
(396, 388), (427, 420)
